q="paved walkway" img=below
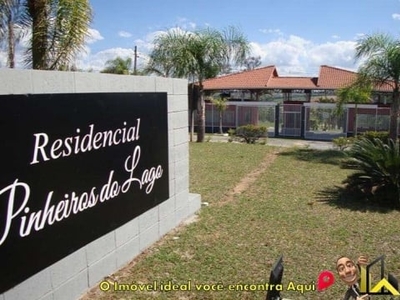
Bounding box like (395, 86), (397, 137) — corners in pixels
(196, 134), (335, 150)
(267, 138), (334, 150)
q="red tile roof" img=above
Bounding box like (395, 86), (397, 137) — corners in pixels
(318, 65), (394, 92)
(201, 64), (393, 92)
(268, 76), (318, 89)
(317, 65), (357, 89)
(202, 66), (277, 90)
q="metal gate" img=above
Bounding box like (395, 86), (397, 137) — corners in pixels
(279, 104), (302, 137)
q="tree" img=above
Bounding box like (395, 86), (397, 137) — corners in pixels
(143, 50), (176, 77)
(101, 56), (133, 75)
(355, 33), (400, 140)
(25, 0), (92, 70)
(146, 26), (250, 142)
(211, 96), (228, 134)
(244, 55), (261, 70)
(0, 0), (29, 68)
(336, 81), (372, 137)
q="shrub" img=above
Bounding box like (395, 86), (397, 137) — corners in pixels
(341, 137), (400, 207)
(318, 97), (335, 103)
(332, 137), (355, 151)
(227, 128), (236, 143)
(359, 131), (389, 144)
(227, 128), (236, 136)
(235, 124), (267, 144)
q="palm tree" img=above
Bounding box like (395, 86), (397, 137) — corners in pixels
(0, 0), (29, 68)
(355, 33), (400, 140)
(147, 26), (250, 142)
(101, 56), (133, 75)
(342, 137), (400, 206)
(211, 96), (228, 134)
(336, 81), (372, 137)
(25, 0), (92, 70)
(143, 51), (175, 77)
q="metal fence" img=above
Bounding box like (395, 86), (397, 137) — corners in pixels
(192, 101), (393, 140)
(203, 101), (276, 136)
(304, 103), (346, 140)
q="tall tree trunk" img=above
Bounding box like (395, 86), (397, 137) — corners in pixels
(219, 110), (223, 134)
(354, 104), (358, 137)
(7, 13), (15, 68)
(27, 0), (48, 69)
(190, 110), (194, 142)
(196, 83), (205, 142)
(189, 83), (194, 142)
(389, 87), (399, 141)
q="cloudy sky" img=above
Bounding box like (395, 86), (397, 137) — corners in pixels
(2, 0), (400, 76)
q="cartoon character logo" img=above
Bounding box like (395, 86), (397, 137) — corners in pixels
(328, 255), (399, 299)
(335, 256), (370, 300)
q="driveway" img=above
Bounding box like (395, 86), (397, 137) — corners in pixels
(197, 134), (335, 150)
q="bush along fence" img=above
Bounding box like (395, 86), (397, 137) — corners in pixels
(333, 131), (390, 151)
(230, 125), (267, 144)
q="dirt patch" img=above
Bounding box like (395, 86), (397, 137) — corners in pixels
(215, 150), (279, 207)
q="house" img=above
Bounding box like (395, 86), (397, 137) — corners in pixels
(192, 65), (393, 140)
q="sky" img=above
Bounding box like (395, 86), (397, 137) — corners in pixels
(2, 0), (400, 76)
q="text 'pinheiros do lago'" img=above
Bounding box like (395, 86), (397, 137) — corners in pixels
(0, 118), (164, 246)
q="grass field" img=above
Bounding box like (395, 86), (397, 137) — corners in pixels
(83, 142), (400, 300)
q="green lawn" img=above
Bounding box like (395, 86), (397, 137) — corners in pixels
(83, 142), (400, 300)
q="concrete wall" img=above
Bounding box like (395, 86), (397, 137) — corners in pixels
(0, 69), (201, 300)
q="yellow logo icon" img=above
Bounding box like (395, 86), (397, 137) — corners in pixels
(359, 255), (399, 296)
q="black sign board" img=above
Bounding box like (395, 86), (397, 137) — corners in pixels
(0, 92), (169, 293)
